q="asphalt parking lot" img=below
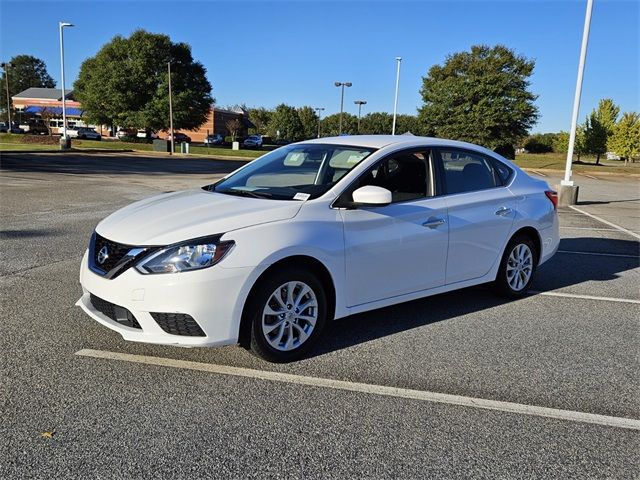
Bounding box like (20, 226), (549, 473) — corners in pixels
(1, 152), (639, 479)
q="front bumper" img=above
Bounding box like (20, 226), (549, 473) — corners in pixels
(77, 250), (264, 347)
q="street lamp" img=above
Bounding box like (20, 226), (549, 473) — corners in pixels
(59, 21), (74, 145)
(314, 107), (325, 138)
(0, 62), (12, 127)
(334, 81), (352, 135)
(354, 100), (367, 134)
(392, 56), (402, 135)
(560, 0), (593, 206)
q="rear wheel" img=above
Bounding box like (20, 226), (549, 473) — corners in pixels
(494, 234), (538, 298)
(247, 267), (327, 362)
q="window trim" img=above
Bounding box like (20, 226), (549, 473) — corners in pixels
(433, 147), (514, 197)
(332, 146), (436, 209)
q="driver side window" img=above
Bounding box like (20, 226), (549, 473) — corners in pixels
(354, 149), (433, 203)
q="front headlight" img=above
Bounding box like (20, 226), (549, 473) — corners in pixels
(136, 238), (234, 274)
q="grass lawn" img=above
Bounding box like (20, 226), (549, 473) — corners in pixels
(0, 134), (263, 159)
(514, 152), (640, 175)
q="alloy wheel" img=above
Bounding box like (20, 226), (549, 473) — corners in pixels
(506, 244), (533, 291)
(261, 281), (318, 351)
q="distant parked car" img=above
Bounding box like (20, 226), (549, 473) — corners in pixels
(137, 129), (158, 139)
(1, 122), (25, 134)
(76, 127), (102, 140)
(273, 139), (291, 146)
(243, 135), (263, 148)
(204, 133), (224, 146)
(166, 132), (191, 143)
(116, 129), (136, 139)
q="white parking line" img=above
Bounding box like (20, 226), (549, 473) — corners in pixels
(569, 205), (640, 240)
(558, 250), (638, 259)
(530, 170), (547, 177)
(76, 349), (640, 431)
(530, 290), (640, 304)
(560, 226), (619, 232)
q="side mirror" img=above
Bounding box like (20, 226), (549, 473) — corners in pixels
(351, 185), (392, 206)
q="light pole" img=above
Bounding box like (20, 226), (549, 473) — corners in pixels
(59, 22), (73, 145)
(334, 81), (352, 135)
(314, 107), (324, 138)
(168, 62), (174, 155)
(392, 56), (402, 135)
(1, 62), (12, 127)
(354, 100), (367, 134)
(559, 0), (593, 206)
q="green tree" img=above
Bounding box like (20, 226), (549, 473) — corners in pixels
(74, 30), (212, 131)
(247, 107), (272, 135)
(0, 55), (56, 121)
(553, 128), (586, 160)
(322, 113), (358, 136)
(608, 112), (640, 165)
(396, 114), (421, 135)
(268, 103), (303, 141)
(360, 112), (392, 134)
(595, 98), (620, 137)
(297, 106), (319, 139)
(523, 133), (555, 153)
(583, 112), (608, 164)
(418, 44), (539, 149)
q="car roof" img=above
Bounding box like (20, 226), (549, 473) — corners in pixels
(300, 135), (513, 164)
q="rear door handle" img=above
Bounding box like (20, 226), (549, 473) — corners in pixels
(495, 207), (513, 217)
(423, 217), (446, 228)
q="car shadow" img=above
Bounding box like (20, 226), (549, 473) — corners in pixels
(307, 236), (639, 359)
(0, 152), (246, 176)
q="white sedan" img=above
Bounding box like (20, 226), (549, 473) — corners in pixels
(77, 136), (559, 362)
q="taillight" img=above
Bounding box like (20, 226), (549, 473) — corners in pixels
(545, 190), (558, 210)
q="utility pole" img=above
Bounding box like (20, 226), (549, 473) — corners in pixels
(392, 56), (402, 135)
(314, 107), (324, 138)
(168, 62), (174, 155)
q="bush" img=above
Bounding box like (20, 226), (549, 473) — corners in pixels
(523, 133), (555, 153)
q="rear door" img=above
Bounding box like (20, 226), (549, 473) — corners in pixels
(435, 148), (516, 285)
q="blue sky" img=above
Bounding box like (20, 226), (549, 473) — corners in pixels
(1, 0), (638, 132)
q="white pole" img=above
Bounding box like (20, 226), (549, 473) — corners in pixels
(392, 56), (402, 135)
(562, 0), (593, 186)
(59, 22), (73, 141)
(59, 22), (67, 139)
(168, 62), (174, 155)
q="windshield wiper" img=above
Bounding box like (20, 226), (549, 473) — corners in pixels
(218, 189), (275, 199)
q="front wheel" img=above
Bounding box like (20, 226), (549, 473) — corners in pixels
(247, 267), (327, 362)
(493, 235), (538, 298)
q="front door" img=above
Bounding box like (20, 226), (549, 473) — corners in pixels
(339, 149), (449, 307)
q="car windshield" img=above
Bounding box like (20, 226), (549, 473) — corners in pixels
(208, 143), (375, 200)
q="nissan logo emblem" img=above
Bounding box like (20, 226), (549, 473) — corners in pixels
(97, 246), (109, 265)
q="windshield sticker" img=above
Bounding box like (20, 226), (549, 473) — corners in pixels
(293, 192), (311, 201)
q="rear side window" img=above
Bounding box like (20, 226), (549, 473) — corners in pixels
(439, 149), (504, 194)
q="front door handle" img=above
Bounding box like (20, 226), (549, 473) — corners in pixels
(423, 217), (446, 228)
(495, 207), (513, 217)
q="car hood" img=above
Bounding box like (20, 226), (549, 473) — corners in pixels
(95, 189), (304, 245)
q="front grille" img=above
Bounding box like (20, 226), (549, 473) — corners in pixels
(151, 312), (206, 337)
(90, 294), (141, 329)
(92, 233), (134, 274)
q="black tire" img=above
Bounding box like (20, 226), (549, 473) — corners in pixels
(493, 234), (539, 298)
(246, 267), (328, 363)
